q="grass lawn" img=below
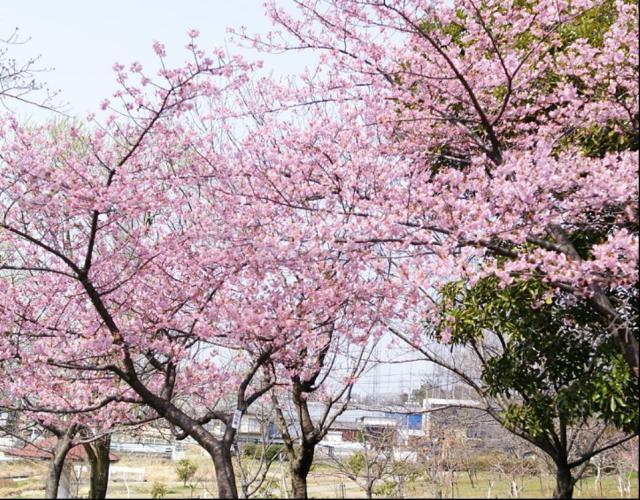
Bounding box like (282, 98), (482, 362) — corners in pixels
(0, 455), (637, 498)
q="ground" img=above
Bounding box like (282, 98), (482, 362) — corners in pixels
(0, 447), (637, 498)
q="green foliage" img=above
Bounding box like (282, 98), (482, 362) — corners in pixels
(573, 122), (639, 158)
(346, 451), (366, 475)
(437, 276), (639, 437)
(417, 8), (467, 47)
(557, 0), (618, 48)
(174, 459), (198, 487)
(150, 482), (169, 499)
(464, 451), (516, 472)
(392, 461), (423, 484)
(373, 479), (398, 497)
(242, 443), (286, 462)
(587, 347), (638, 430)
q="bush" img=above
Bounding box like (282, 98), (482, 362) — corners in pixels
(461, 450), (541, 475)
(374, 480), (398, 497)
(175, 458), (198, 486)
(242, 443), (286, 462)
(151, 482), (169, 499)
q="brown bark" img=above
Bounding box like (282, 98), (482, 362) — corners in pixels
(209, 441), (238, 499)
(365, 481), (374, 499)
(44, 426), (77, 499)
(273, 386), (320, 499)
(268, 330), (359, 500)
(290, 445), (315, 499)
(83, 434), (111, 499)
(553, 462), (574, 499)
(119, 368), (239, 498)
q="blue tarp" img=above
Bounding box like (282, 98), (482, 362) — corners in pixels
(383, 412), (422, 429)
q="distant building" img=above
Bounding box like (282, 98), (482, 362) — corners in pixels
(324, 421), (360, 443)
(87, 397), (506, 463)
(421, 398), (509, 451)
(209, 411), (279, 444)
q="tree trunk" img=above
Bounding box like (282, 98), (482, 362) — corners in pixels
(44, 428), (76, 499)
(290, 444), (315, 499)
(118, 376), (239, 498)
(594, 462), (602, 496)
(83, 434), (111, 499)
(553, 462), (574, 499)
(290, 469), (308, 500)
(207, 441), (238, 499)
(365, 480), (374, 499)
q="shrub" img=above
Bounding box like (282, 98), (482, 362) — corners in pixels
(242, 443), (286, 462)
(151, 482), (169, 499)
(175, 458), (198, 486)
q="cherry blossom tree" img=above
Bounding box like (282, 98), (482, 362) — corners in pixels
(1, 1), (637, 497)
(0, 31), (407, 498)
(236, 0), (639, 374)
(0, 362), (145, 499)
(267, 330), (375, 499)
(0, 34), (283, 498)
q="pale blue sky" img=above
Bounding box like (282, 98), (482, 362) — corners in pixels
(2, 0), (310, 119)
